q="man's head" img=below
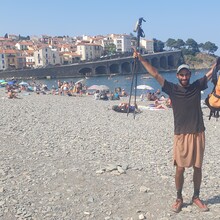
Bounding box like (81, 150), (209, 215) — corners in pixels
(176, 64), (191, 87)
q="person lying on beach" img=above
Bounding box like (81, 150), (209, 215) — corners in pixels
(112, 102), (141, 113)
(154, 99), (167, 109)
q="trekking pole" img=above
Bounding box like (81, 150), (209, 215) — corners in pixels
(127, 17), (146, 118)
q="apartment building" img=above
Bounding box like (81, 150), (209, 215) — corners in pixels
(15, 41), (34, 50)
(111, 34), (132, 53)
(33, 46), (61, 67)
(1, 49), (26, 70)
(76, 43), (103, 61)
(140, 39), (154, 53)
(60, 52), (81, 64)
(23, 50), (35, 68)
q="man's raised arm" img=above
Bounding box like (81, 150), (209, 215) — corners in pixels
(134, 51), (165, 86)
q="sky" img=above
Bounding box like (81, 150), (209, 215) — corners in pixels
(1, 0), (220, 55)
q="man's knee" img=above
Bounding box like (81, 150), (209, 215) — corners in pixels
(176, 166), (185, 174)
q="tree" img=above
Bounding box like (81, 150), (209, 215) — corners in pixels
(153, 38), (164, 52)
(185, 38), (199, 55)
(4, 33), (8, 38)
(166, 38), (176, 50)
(198, 43), (204, 52)
(175, 39), (185, 49)
(202, 41), (218, 54)
(104, 43), (116, 55)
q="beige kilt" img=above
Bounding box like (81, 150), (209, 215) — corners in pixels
(173, 131), (205, 168)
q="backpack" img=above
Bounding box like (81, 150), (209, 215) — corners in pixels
(205, 58), (220, 120)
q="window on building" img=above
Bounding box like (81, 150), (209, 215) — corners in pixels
(2, 60), (4, 64)
(1, 54), (4, 58)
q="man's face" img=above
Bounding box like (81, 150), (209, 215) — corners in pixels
(177, 68), (191, 87)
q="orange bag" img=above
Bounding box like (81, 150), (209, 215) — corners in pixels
(205, 76), (220, 119)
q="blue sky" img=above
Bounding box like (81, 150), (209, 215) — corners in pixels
(1, 0), (220, 55)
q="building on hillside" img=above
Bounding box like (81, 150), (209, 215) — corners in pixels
(111, 34), (132, 53)
(60, 52), (81, 65)
(76, 43), (103, 61)
(16, 55), (26, 69)
(8, 34), (19, 41)
(0, 49), (26, 70)
(33, 47), (61, 68)
(101, 36), (115, 55)
(23, 50), (35, 68)
(15, 41), (34, 50)
(140, 39), (154, 54)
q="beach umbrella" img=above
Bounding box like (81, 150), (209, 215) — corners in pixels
(137, 85), (154, 90)
(75, 78), (86, 85)
(99, 85), (109, 91)
(87, 85), (100, 90)
(0, 81), (8, 85)
(7, 80), (17, 85)
(19, 81), (29, 86)
(0, 79), (5, 83)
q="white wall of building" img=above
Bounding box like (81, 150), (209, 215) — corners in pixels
(34, 47), (61, 67)
(77, 44), (103, 60)
(113, 35), (132, 53)
(140, 39), (154, 53)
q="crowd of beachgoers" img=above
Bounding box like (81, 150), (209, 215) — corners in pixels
(1, 79), (172, 110)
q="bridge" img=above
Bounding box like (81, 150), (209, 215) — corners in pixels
(0, 50), (183, 79)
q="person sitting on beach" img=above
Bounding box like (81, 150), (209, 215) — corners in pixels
(61, 81), (69, 95)
(120, 89), (128, 97)
(113, 91), (120, 100)
(94, 90), (100, 100)
(7, 89), (18, 99)
(146, 92), (152, 101)
(100, 91), (108, 100)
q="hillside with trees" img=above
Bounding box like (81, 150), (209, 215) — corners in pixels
(154, 38), (218, 69)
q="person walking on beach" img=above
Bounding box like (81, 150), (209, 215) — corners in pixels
(134, 51), (217, 213)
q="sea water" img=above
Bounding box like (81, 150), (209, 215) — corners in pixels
(29, 69), (213, 100)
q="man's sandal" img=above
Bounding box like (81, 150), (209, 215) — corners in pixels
(171, 198), (183, 213)
(192, 197), (209, 212)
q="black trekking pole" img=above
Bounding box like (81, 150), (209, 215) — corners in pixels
(127, 17), (146, 118)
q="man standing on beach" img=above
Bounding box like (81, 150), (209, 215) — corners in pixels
(134, 51), (217, 213)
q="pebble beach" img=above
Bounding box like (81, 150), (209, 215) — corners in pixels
(0, 89), (220, 220)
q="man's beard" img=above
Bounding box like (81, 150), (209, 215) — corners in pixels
(178, 78), (190, 87)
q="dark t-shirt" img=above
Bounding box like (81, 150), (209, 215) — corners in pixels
(162, 76), (208, 135)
